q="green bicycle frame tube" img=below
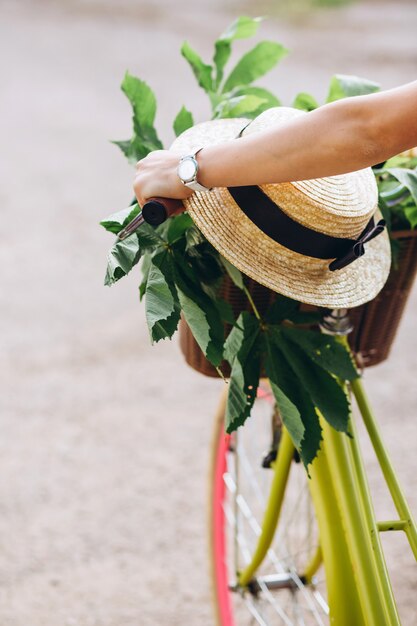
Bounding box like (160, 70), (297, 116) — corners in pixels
(307, 437), (364, 624)
(322, 417), (401, 625)
(236, 415), (404, 625)
(351, 377), (417, 558)
(237, 427), (294, 588)
(236, 424), (367, 622)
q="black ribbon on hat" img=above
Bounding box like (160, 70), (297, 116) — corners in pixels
(227, 185), (386, 272)
(328, 217), (386, 271)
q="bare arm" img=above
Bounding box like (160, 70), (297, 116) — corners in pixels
(134, 81), (417, 205)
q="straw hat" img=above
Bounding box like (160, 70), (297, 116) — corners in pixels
(170, 107), (391, 308)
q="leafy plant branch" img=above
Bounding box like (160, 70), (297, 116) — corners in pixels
(101, 15), (416, 467)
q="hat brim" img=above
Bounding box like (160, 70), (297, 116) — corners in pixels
(171, 116), (391, 308)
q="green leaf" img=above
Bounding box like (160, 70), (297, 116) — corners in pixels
(183, 243), (224, 286)
(262, 336), (304, 449)
(215, 298), (235, 325)
(218, 15), (262, 44)
(166, 213), (194, 244)
(145, 259), (180, 342)
(231, 86), (281, 116)
(263, 329), (322, 467)
(213, 16), (263, 88)
(377, 166), (417, 229)
(111, 139), (136, 161)
(288, 395), (321, 468)
(292, 92), (318, 111)
(145, 262), (176, 329)
(286, 310), (321, 325)
(385, 167), (417, 209)
(104, 234), (141, 286)
(133, 129), (163, 154)
(181, 42), (213, 93)
(174, 259), (224, 366)
(122, 72), (157, 128)
(270, 383), (304, 443)
(139, 252), (152, 300)
(224, 312), (258, 363)
(282, 327), (358, 381)
(111, 137), (151, 164)
(176, 288), (217, 364)
(226, 357), (260, 433)
(185, 225), (205, 252)
(265, 295), (298, 324)
(213, 42), (230, 90)
(220, 256), (245, 290)
(151, 307), (181, 342)
(405, 201), (417, 229)
(275, 331), (351, 433)
(222, 41), (288, 93)
(214, 94), (268, 119)
(102, 211), (162, 249)
(200, 280), (220, 302)
(377, 194), (392, 233)
(326, 74), (380, 103)
(100, 203), (141, 234)
(173, 106), (194, 137)
(137, 223), (166, 250)
(294, 388), (323, 470)
(118, 73), (163, 159)
(224, 312), (261, 432)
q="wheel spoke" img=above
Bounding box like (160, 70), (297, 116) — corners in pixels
(212, 391), (329, 625)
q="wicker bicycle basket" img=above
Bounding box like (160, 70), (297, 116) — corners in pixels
(179, 230), (417, 376)
(348, 229), (417, 367)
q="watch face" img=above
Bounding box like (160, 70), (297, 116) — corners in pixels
(178, 157), (197, 183)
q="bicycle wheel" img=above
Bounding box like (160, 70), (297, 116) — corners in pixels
(209, 382), (329, 626)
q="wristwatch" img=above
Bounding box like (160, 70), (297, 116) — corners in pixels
(177, 148), (212, 192)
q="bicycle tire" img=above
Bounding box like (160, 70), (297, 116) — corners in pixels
(208, 383), (329, 626)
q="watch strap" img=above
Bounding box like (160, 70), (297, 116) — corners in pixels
(178, 148), (212, 192)
(184, 179), (212, 192)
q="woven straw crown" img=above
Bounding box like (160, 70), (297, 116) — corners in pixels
(171, 107), (391, 308)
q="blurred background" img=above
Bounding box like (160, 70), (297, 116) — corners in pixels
(1, 0), (416, 624)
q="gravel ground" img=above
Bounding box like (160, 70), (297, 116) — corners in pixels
(0, 1), (416, 624)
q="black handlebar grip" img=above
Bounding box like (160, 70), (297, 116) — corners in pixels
(142, 200), (168, 226)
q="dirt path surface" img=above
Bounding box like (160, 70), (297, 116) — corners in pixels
(1, 1), (416, 624)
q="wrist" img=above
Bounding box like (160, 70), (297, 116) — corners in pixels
(194, 147), (212, 189)
(196, 140), (247, 188)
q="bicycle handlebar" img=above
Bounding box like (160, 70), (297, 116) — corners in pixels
(116, 197), (184, 240)
(142, 197), (184, 225)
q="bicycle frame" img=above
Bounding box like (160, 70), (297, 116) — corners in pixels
(234, 375), (417, 625)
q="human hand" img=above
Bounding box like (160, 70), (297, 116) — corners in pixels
(133, 150), (193, 207)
